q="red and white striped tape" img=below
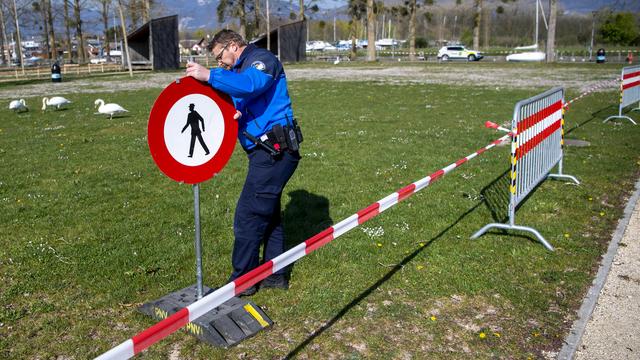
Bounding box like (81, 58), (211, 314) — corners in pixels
(564, 78), (620, 108)
(96, 131), (512, 359)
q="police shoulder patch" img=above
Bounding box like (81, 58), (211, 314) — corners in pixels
(251, 61), (266, 72)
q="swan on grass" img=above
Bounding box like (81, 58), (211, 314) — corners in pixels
(9, 99), (28, 112)
(42, 96), (71, 111)
(94, 99), (128, 119)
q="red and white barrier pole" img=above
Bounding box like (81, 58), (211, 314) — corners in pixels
(96, 131), (512, 359)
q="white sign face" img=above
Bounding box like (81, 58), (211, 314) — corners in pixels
(163, 94), (225, 167)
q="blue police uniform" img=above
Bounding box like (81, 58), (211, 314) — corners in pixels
(207, 44), (300, 281)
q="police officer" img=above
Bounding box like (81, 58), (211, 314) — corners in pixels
(186, 30), (300, 295)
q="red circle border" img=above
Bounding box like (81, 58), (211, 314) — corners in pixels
(148, 76), (238, 184)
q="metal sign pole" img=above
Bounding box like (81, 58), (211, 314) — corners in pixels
(193, 183), (203, 299)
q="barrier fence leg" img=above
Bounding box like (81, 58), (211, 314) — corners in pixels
(603, 104), (637, 125)
(471, 223), (555, 251)
(548, 158), (580, 185)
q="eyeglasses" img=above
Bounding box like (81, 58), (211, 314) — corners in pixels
(214, 42), (230, 62)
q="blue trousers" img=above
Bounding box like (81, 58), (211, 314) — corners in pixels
(230, 148), (300, 280)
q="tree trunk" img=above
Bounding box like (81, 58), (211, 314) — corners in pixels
(74, 0), (86, 63)
(11, 0), (24, 73)
(117, 0), (133, 77)
(349, 18), (357, 61)
(101, 0), (110, 61)
(254, 0), (261, 37)
(129, 0), (140, 29)
(238, 0), (246, 39)
(46, 0), (56, 60)
(408, 0), (416, 61)
(546, 0), (557, 63)
(40, 0), (51, 59)
(472, 0), (482, 50)
(145, 0), (153, 70)
(63, 0), (72, 63)
(482, 4), (489, 48)
(298, 0), (304, 20)
(0, 3), (8, 64)
(366, 0), (375, 61)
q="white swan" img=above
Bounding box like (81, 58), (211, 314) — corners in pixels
(42, 96), (71, 111)
(9, 99), (28, 112)
(94, 99), (128, 120)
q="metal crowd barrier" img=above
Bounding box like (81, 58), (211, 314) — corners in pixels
(604, 65), (640, 125)
(472, 87), (579, 251)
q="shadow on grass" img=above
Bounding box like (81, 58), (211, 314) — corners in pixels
(284, 200), (483, 359)
(565, 104), (617, 135)
(283, 189), (333, 276)
(480, 168), (511, 224)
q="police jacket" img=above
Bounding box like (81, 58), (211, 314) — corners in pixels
(208, 44), (295, 150)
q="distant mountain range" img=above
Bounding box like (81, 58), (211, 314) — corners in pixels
(155, 0), (639, 31)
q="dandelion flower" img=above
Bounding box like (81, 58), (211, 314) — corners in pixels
(479, 332), (486, 339)
(588, 197), (593, 201)
(493, 332), (501, 338)
(564, 233), (570, 238)
(417, 265), (424, 270)
(419, 242), (425, 247)
(430, 315), (436, 322)
(599, 211), (605, 216)
(376, 243), (383, 247)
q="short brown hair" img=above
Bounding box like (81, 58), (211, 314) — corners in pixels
(208, 30), (247, 51)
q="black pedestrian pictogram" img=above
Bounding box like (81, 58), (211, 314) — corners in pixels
(181, 103), (210, 157)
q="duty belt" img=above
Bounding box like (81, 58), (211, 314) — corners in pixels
(244, 118), (303, 156)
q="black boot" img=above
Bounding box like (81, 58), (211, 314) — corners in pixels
(260, 274), (289, 290)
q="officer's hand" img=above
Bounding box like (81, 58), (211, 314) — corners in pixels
(186, 61), (210, 82)
(234, 111), (242, 120)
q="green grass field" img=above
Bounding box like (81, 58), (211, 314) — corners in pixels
(1, 63), (639, 359)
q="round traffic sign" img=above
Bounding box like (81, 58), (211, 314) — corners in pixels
(148, 76), (238, 184)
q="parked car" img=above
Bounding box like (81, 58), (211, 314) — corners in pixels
(90, 57), (107, 64)
(437, 45), (483, 61)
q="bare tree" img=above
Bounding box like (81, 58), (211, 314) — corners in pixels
(409, 0), (434, 61)
(97, 0), (111, 61)
(472, 0), (481, 49)
(408, 0), (416, 60)
(117, 0), (132, 76)
(299, 0), (303, 20)
(366, 0), (375, 61)
(144, 0), (152, 70)
(348, 0), (366, 60)
(32, 1), (50, 58)
(63, 0), (72, 62)
(11, 0), (23, 73)
(0, 1), (9, 64)
(546, 0), (556, 62)
(217, 0), (247, 38)
(128, 0), (141, 29)
(73, 0), (85, 63)
(46, 0), (56, 59)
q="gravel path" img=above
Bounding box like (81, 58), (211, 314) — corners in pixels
(572, 191), (640, 360)
(0, 65), (619, 100)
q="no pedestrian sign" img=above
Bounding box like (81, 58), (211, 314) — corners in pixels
(148, 76), (238, 184)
